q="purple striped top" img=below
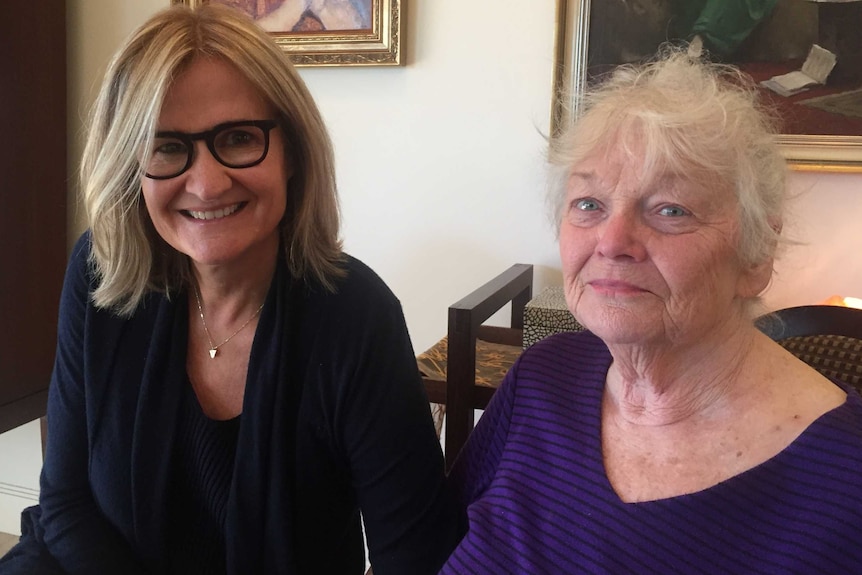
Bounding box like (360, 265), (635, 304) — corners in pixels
(441, 331), (862, 574)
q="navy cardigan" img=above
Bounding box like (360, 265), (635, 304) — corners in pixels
(2, 234), (459, 574)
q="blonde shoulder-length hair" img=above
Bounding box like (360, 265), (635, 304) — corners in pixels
(82, 3), (343, 316)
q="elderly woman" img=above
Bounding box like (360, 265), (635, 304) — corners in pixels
(440, 51), (862, 573)
(0, 5), (458, 575)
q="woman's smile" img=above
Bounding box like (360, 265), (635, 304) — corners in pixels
(183, 202), (245, 221)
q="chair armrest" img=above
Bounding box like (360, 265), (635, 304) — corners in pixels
(448, 264), (533, 333)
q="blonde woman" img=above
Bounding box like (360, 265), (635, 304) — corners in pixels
(0, 5), (458, 574)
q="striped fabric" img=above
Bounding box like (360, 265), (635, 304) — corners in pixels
(441, 331), (862, 574)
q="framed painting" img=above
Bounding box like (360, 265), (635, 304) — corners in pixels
(553, 0), (862, 171)
(174, 0), (402, 67)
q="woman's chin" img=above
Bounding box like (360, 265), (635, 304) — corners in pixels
(592, 327), (655, 347)
(579, 309), (659, 346)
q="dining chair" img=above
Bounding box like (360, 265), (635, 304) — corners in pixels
(417, 264), (533, 470)
(755, 304), (862, 392)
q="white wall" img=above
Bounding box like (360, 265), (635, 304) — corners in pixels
(0, 423), (41, 534)
(762, 171), (862, 309)
(3, 0), (862, 533)
(305, 0), (563, 353)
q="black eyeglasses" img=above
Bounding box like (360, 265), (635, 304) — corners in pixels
(144, 119), (279, 180)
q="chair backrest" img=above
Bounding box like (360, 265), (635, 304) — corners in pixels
(755, 305), (862, 392)
(755, 305), (862, 340)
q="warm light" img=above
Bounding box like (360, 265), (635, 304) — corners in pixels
(843, 296), (862, 309)
(821, 295), (862, 309)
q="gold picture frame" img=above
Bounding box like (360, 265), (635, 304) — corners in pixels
(174, 0), (402, 67)
(553, 0), (862, 172)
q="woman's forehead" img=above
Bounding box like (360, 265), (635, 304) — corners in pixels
(157, 57), (274, 130)
(575, 126), (727, 187)
(570, 148), (735, 207)
(571, 142), (674, 184)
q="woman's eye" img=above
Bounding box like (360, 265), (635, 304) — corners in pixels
(658, 205), (688, 217)
(575, 198), (600, 211)
(153, 140), (186, 156)
(222, 129), (259, 147)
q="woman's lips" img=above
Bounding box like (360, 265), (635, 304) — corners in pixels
(587, 279), (646, 296)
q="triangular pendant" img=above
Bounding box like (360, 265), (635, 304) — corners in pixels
(209, 349), (217, 359)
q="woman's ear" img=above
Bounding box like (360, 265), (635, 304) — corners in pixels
(739, 218), (782, 298)
(738, 256), (774, 299)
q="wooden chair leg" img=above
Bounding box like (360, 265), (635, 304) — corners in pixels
(40, 416), (48, 460)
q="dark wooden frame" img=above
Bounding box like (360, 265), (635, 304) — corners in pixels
(421, 264), (533, 470)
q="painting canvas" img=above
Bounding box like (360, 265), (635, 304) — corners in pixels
(205, 0), (373, 32)
(176, 0), (402, 66)
(555, 0), (862, 170)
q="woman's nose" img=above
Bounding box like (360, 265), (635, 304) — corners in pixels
(183, 142), (232, 198)
(595, 210), (647, 261)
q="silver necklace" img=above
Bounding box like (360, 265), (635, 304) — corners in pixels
(192, 284), (264, 359)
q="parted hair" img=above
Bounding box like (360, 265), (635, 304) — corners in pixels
(81, 3), (343, 316)
(548, 49), (787, 267)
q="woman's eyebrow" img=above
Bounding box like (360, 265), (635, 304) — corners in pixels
(569, 170), (595, 181)
(568, 171), (602, 190)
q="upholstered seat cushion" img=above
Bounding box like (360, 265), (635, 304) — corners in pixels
(416, 336), (523, 437)
(416, 336), (522, 387)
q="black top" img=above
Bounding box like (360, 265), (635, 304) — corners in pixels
(166, 381), (239, 575)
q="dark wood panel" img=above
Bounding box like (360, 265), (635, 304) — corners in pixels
(0, 391), (49, 435)
(0, 3), (67, 432)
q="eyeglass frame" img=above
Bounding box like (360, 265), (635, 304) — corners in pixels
(144, 119), (280, 180)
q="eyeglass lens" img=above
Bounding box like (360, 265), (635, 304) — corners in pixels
(145, 120), (277, 180)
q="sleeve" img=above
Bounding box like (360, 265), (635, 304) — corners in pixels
(323, 271), (462, 575)
(446, 356), (519, 508)
(36, 234), (148, 574)
(689, 0), (778, 56)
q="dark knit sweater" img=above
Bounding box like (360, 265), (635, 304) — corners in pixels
(0, 232), (460, 575)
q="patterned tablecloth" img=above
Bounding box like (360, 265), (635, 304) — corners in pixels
(523, 286), (584, 349)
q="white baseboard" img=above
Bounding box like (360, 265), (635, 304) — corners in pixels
(0, 482), (39, 536)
